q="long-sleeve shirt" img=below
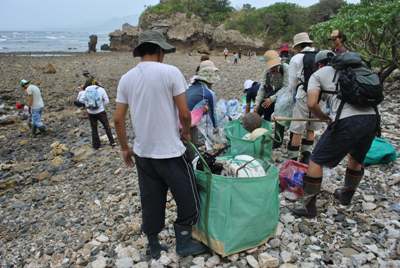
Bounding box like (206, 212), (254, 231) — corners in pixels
(255, 63), (289, 108)
(186, 80), (217, 128)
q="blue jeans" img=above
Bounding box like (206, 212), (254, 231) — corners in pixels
(31, 107), (44, 128)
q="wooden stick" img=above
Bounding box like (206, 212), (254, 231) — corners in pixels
(272, 116), (329, 122)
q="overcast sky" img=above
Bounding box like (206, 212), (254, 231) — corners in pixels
(0, 0), (359, 31)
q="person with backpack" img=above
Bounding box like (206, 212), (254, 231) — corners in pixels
(79, 84), (115, 149)
(287, 32), (321, 164)
(254, 50), (289, 148)
(113, 30), (208, 259)
(19, 79), (46, 136)
(292, 51), (382, 218)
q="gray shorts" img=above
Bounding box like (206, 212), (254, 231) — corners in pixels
(288, 96), (322, 134)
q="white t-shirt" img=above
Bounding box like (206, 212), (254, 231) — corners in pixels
(308, 66), (375, 121)
(116, 61), (188, 159)
(26, 85), (44, 109)
(79, 85), (109, 114)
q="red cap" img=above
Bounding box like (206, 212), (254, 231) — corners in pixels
(279, 43), (289, 53)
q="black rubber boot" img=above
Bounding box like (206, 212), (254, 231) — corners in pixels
(38, 126), (47, 134)
(32, 126), (38, 137)
(300, 139), (313, 164)
(334, 168), (363, 206)
(147, 234), (168, 259)
(174, 224), (208, 257)
(292, 175), (322, 218)
(273, 123), (285, 149)
(287, 144), (300, 161)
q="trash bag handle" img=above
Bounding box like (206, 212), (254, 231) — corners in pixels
(187, 142), (212, 248)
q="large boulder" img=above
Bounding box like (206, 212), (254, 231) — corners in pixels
(109, 23), (139, 51)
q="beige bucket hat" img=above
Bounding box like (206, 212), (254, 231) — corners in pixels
(293, 32), (313, 48)
(264, 50), (281, 71)
(195, 60), (220, 84)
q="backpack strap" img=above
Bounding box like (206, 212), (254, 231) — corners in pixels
(373, 106), (381, 137)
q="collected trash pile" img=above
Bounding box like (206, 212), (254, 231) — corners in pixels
(189, 97), (399, 256)
(189, 100), (280, 256)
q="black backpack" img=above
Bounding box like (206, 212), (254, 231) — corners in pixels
(328, 52), (384, 134)
(297, 50), (318, 92)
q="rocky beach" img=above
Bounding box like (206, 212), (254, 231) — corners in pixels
(0, 52), (399, 267)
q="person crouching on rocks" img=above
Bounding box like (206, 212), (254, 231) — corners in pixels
(19, 79), (46, 136)
(78, 83), (115, 149)
(113, 30), (208, 259)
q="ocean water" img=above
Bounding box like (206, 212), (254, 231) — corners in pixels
(0, 31), (109, 53)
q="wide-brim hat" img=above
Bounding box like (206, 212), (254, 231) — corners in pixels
(293, 32), (313, 48)
(264, 50), (279, 60)
(266, 57), (282, 71)
(199, 60), (218, 72)
(133, 30), (176, 57)
(195, 68), (220, 84)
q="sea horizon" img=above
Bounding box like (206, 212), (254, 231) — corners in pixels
(0, 30), (110, 53)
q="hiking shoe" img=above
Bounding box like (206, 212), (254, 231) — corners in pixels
(174, 224), (208, 257)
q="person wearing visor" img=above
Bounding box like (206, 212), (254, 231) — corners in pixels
(114, 30), (208, 259)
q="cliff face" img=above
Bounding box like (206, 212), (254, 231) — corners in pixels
(109, 13), (264, 53)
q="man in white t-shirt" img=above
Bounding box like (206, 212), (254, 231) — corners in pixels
(20, 79), (46, 136)
(79, 85), (115, 149)
(292, 51), (378, 218)
(114, 30), (207, 259)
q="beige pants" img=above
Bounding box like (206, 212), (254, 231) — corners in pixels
(288, 94), (322, 134)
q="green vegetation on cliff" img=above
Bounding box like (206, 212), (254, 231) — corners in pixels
(143, 0), (344, 45)
(145, 0), (233, 25)
(311, 0), (400, 81)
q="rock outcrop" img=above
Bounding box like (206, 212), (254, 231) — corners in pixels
(108, 13), (264, 53)
(109, 23), (140, 51)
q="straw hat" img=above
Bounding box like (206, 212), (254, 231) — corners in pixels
(293, 32), (313, 48)
(264, 50), (281, 71)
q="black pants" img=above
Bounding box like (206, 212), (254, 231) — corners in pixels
(134, 154), (200, 236)
(88, 111), (115, 149)
(311, 115), (377, 167)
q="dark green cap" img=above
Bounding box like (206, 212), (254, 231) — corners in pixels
(133, 30), (176, 57)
